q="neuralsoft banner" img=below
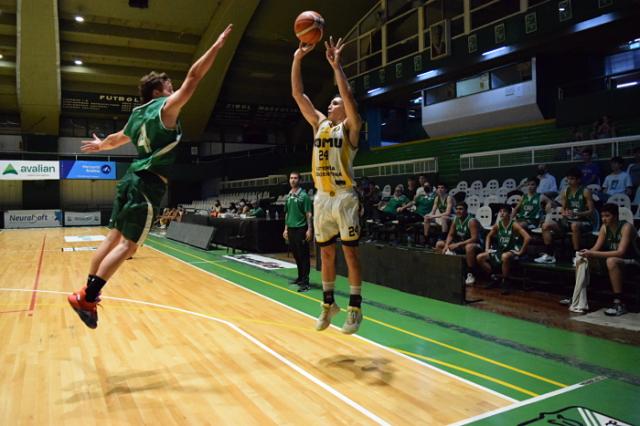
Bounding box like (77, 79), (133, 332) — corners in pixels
(64, 211), (101, 226)
(0, 161), (59, 180)
(60, 160), (116, 180)
(4, 210), (63, 229)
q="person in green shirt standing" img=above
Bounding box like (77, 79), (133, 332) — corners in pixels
(283, 172), (313, 292)
(67, 24), (234, 329)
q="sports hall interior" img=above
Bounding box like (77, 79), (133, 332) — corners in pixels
(1, 0), (639, 425)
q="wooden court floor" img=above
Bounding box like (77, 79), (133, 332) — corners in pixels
(0, 227), (512, 425)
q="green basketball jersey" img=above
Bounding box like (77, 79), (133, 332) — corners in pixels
(497, 219), (518, 252)
(517, 193), (542, 221)
(124, 96), (182, 177)
(435, 195), (448, 213)
(454, 215), (472, 240)
(604, 221), (640, 259)
(415, 193), (436, 216)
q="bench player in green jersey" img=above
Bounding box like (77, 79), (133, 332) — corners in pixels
(67, 24), (233, 329)
(513, 177), (551, 230)
(477, 204), (531, 294)
(579, 203), (640, 316)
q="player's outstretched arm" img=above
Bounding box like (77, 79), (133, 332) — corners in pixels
(162, 24), (233, 124)
(291, 42), (325, 129)
(325, 36), (362, 146)
(80, 131), (130, 153)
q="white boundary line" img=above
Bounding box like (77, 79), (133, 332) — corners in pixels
(448, 376), (607, 426)
(0, 287), (390, 426)
(144, 243), (517, 403)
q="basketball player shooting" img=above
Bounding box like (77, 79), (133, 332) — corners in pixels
(291, 35), (364, 334)
(67, 24), (233, 329)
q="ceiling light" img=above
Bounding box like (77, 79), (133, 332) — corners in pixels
(74, 59), (83, 65)
(616, 81), (638, 89)
(367, 87), (384, 96)
(418, 70), (437, 79)
(0, 54), (3, 59)
(482, 47), (508, 56)
(558, 7), (566, 12)
(74, 15), (84, 23)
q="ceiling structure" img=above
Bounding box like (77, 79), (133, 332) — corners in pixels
(0, 0), (377, 140)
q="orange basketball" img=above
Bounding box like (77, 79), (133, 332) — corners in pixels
(294, 11), (324, 45)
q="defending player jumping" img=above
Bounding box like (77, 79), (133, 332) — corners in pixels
(67, 24), (233, 328)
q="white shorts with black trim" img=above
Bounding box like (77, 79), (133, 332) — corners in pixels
(313, 188), (360, 246)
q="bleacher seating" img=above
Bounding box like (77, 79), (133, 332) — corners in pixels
(182, 191), (271, 211)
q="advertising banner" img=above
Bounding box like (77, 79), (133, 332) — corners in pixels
(0, 161), (59, 180)
(64, 211), (102, 226)
(60, 160), (116, 180)
(4, 210), (63, 228)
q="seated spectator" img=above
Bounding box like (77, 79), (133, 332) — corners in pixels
(210, 200), (222, 218)
(436, 201), (483, 285)
(513, 177), (551, 230)
(418, 174), (428, 188)
(247, 200), (266, 218)
(536, 164), (558, 199)
(240, 204), (251, 215)
(378, 184), (410, 221)
(176, 206), (184, 222)
(535, 168), (594, 264)
(405, 176), (418, 200)
(626, 147), (640, 189)
(593, 115), (616, 139)
(423, 183), (454, 245)
(399, 182), (436, 222)
(580, 148), (601, 186)
(226, 202), (238, 215)
(571, 126), (585, 141)
(361, 180), (381, 221)
(476, 204), (531, 294)
(602, 156), (633, 198)
(577, 203), (640, 316)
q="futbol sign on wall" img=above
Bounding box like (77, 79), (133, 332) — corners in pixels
(0, 161), (60, 180)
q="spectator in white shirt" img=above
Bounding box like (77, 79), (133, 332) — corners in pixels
(602, 157), (633, 197)
(626, 147), (640, 188)
(536, 164), (558, 198)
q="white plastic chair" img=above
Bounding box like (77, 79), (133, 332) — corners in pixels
(476, 205), (493, 230)
(466, 195), (481, 215)
(456, 180), (469, 192)
(559, 177), (569, 193)
(502, 178), (517, 190)
(381, 185), (392, 199)
(607, 193), (631, 209)
(470, 180), (483, 195)
(483, 195), (500, 206)
(416, 187), (426, 197)
(486, 179), (500, 191)
(497, 187), (509, 200)
(506, 194), (522, 207)
(481, 187), (495, 198)
(619, 207), (634, 224)
(635, 204), (640, 220)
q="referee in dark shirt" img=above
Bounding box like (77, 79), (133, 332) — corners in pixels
(283, 171), (313, 292)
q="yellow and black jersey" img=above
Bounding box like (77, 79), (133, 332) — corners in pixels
(312, 119), (357, 193)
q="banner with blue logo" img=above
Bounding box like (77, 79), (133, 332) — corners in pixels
(60, 160), (116, 180)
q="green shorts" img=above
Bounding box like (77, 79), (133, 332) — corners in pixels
(108, 170), (166, 244)
(489, 250), (520, 267)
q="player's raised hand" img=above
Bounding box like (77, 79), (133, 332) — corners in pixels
(294, 41), (316, 59)
(80, 133), (103, 153)
(214, 24), (233, 50)
(325, 36), (344, 68)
